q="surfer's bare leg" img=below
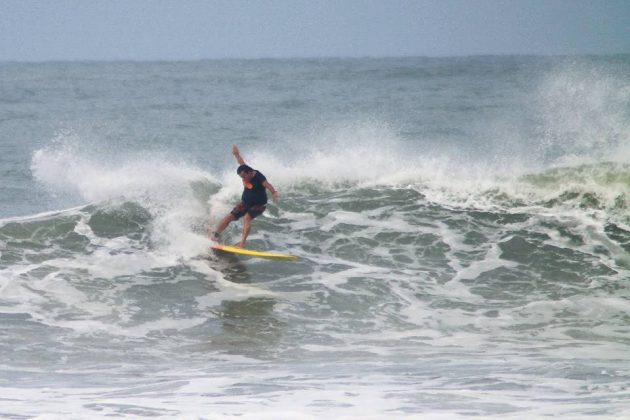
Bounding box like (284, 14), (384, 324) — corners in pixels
(237, 213), (252, 248)
(212, 214), (236, 240)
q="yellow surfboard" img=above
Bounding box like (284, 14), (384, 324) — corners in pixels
(211, 244), (298, 261)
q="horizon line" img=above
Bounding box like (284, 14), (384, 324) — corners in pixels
(2, 51), (629, 65)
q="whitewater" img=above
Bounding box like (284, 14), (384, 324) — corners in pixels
(1, 56), (630, 418)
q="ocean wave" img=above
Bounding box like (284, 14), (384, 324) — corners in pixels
(5, 56), (630, 419)
(17, 132), (630, 261)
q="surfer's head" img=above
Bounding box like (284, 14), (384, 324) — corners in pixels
(237, 164), (255, 180)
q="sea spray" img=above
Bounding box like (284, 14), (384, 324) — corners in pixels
(30, 131), (219, 258)
(534, 59), (630, 165)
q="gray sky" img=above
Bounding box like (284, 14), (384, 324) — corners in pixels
(1, 0), (629, 61)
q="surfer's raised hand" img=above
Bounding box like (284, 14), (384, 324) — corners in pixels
(232, 145), (246, 165)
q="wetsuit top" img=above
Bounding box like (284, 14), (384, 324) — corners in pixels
(242, 170), (267, 205)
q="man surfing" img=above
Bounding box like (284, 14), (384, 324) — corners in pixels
(210, 145), (279, 248)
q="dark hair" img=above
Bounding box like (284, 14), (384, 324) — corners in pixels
(237, 164), (254, 174)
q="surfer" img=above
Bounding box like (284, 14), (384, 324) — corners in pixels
(210, 145), (279, 248)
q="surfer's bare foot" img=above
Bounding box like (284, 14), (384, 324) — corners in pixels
(234, 242), (245, 248)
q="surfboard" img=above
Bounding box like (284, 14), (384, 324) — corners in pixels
(211, 244), (298, 261)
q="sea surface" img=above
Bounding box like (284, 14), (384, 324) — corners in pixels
(1, 56), (630, 418)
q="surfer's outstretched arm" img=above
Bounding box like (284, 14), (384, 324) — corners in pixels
(232, 145), (246, 165)
(263, 180), (280, 202)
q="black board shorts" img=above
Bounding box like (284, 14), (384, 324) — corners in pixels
(230, 202), (266, 220)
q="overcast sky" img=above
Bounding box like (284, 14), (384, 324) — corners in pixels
(1, 0), (629, 61)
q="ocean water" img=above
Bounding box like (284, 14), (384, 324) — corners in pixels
(1, 56), (630, 418)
